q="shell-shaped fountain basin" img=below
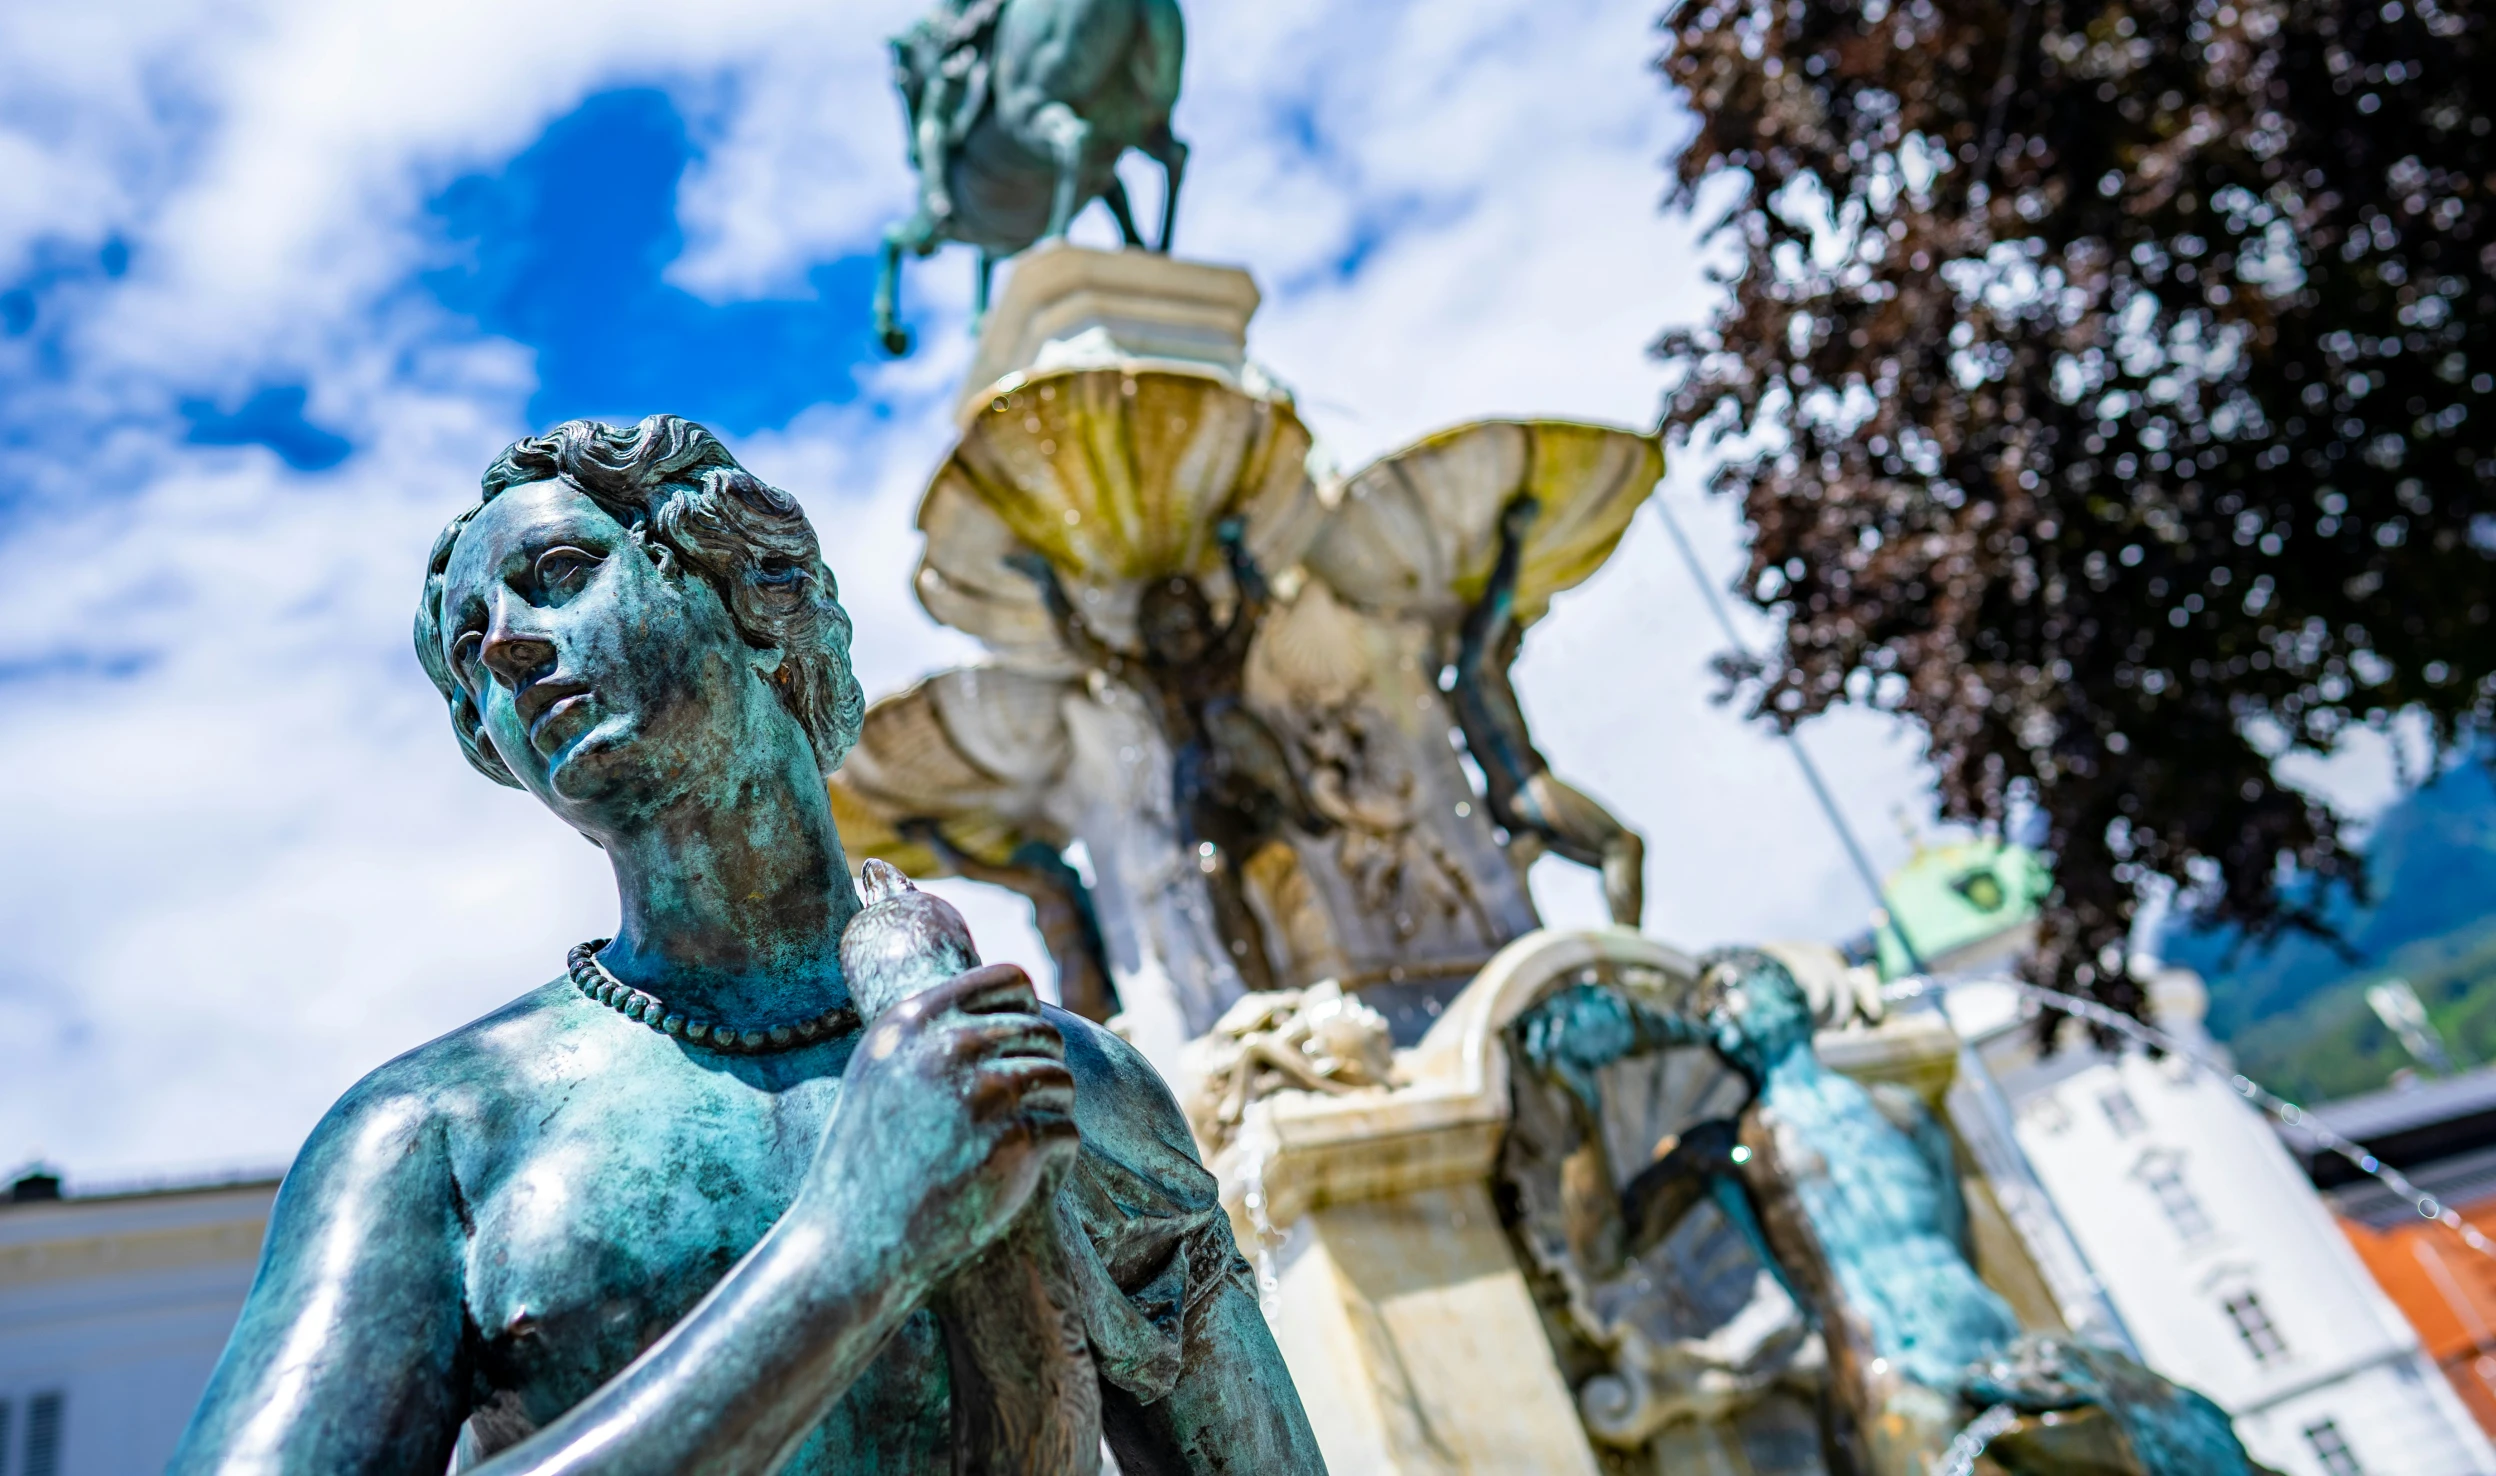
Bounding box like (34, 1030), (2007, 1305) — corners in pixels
(914, 366), (1329, 662)
(827, 664), (1078, 874)
(1303, 420), (1663, 630)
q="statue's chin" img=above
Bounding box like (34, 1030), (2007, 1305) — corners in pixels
(544, 719), (639, 804)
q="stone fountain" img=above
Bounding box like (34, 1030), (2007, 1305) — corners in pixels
(832, 243), (2266, 1475)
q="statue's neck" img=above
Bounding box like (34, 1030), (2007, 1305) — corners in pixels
(1759, 1042), (1821, 1096)
(595, 752), (860, 1026)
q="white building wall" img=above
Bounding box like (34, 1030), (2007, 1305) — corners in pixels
(1997, 1042), (2493, 1475)
(0, 1182), (274, 1476)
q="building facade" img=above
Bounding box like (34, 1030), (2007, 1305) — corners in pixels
(2283, 1068), (2496, 1441)
(1945, 976), (2496, 1475)
(0, 1173), (276, 1476)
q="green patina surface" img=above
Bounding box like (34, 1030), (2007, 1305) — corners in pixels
(1515, 952), (2261, 1475)
(169, 416), (1323, 1475)
(1877, 839), (2054, 981)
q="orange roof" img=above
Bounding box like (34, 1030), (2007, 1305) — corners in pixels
(2340, 1197), (2496, 1438)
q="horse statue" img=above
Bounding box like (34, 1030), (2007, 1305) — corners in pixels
(876, 0), (1188, 356)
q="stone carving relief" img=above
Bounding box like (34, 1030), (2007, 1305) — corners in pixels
(1177, 981), (1399, 1158)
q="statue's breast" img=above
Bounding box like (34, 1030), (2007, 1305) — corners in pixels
(1752, 1078), (2021, 1382)
(452, 1045), (848, 1433)
(447, 1049), (958, 1472)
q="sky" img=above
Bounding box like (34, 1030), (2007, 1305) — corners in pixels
(5, 0), (2402, 1186)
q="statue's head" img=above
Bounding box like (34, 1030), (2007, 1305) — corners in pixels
(414, 416), (865, 828)
(1694, 948), (1815, 1081)
(1137, 573), (1217, 665)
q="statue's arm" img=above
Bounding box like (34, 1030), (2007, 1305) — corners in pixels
(1450, 497), (1549, 805)
(170, 1076), (471, 1476)
(1514, 982), (1704, 1117)
(1214, 516), (1270, 656)
(170, 1065), (932, 1476)
(1006, 549), (1125, 678)
(470, 968), (1069, 1476)
(1619, 1118), (1813, 1322)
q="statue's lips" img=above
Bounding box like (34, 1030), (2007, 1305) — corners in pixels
(529, 689), (597, 754)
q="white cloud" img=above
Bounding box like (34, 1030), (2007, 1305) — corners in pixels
(0, 0), (1952, 1184)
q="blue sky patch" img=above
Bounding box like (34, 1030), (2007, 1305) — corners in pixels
(0, 647), (161, 687)
(181, 385), (353, 471)
(426, 86), (880, 437)
(0, 236), (134, 341)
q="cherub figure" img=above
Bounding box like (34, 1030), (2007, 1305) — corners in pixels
(1452, 495), (1645, 927)
(1009, 519), (1332, 993)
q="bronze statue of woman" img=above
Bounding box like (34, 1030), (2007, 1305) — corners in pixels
(169, 416), (1323, 1475)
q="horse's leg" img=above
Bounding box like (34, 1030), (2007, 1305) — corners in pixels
(875, 220), (923, 357)
(1030, 101), (1093, 241)
(1102, 176), (1146, 250)
(916, 98), (956, 224)
(973, 250), (996, 333)
(1141, 123), (1189, 253)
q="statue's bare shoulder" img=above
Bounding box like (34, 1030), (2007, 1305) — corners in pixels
(310, 981), (607, 1150)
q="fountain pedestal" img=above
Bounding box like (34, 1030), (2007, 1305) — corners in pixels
(956, 244), (1265, 420)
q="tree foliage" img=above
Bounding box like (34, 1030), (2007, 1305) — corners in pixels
(1658, 0), (2496, 1022)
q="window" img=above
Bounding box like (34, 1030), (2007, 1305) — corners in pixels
(2022, 1093), (2074, 1136)
(1952, 869), (2008, 912)
(2134, 1150), (2213, 1240)
(2099, 1087), (2147, 1136)
(2222, 1290), (2288, 1365)
(26, 1390), (63, 1476)
(2304, 1418), (2363, 1476)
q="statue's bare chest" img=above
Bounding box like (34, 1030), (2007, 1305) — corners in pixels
(440, 1028), (961, 1471)
(454, 1040), (851, 1428)
(1755, 1081), (1953, 1255)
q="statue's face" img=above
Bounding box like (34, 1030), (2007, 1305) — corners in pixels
(1138, 577), (1214, 665)
(436, 479), (770, 826)
(1706, 963), (1813, 1072)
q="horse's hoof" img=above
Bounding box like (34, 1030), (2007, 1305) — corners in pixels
(880, 327), (913, 357)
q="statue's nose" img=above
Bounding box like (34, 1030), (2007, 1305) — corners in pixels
(480, 628), (558, 690)
(477, 584), (559, 689)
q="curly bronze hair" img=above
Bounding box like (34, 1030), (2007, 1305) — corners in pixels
(413, 415), (866, 788)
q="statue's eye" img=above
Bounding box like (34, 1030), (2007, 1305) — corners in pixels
(755, 558), (802, 587)
(535, 547), (598, 597)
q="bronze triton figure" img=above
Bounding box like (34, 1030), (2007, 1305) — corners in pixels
(1452, 495), (1644, 929)
(170, 416), (1323, 1475)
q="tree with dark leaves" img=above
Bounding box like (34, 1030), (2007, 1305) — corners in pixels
(1658, 0), (2496, 1027)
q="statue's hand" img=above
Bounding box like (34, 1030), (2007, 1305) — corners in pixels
(810, 962), (1076, 1282)
(1001, 548), (1057, 587)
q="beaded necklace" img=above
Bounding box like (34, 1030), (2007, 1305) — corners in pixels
(566, 939), (857, 1053)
